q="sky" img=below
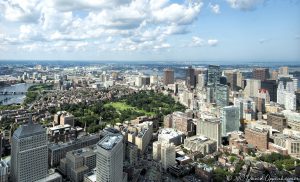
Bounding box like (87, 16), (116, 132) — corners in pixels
(0, 0), (299, 62)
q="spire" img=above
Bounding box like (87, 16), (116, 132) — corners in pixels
(28, 113), (33, 125)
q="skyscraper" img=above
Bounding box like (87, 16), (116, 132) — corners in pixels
(208, 65), (221, 87)
(244, 79), (261, 98)
(161, 143), (176, 170)
(96, 134), (123, 182)
(279, 67), (289, 76)
(215, 84), (229, 107)
(221, 106), (240, 136)
(261, 80), (277, 102)
(252, 68), (270, 81)
(224, 70), (238, 91)
(11, 115), (48, 182)
(163, 68), (174, 85)
(186, 66), (196, 89)
(197, 118), (222, 147)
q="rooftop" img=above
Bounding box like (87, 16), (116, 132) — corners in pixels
(98, 134), (123, 150)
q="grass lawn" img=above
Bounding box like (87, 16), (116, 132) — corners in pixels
(104, 101), (155, 116)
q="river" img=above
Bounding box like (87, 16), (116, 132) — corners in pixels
(0, 83), (34, 105)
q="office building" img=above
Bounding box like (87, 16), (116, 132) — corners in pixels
(253, 68), (269, 81)
(279, 67), (289, 76)
(245, 127), (269, 151)
(0, 159), (8, 182)
(244, 79), (261, 97)
(125, 142), (138, 165)
(172, 111), (195, 136)
(11, 115), (48, 182)
(96, 134), (123, 182)
(224, 70), (238, 91)
(163, 68), (175, 85)
(274, 134), (300, 158)
(197, 73), (206, 89)
(221, 106), (240, 136)
(267, 113), (287, 132)
(186, 66), (196, 89)
(161, 143), (176, 170)
(184, 136), (217, 154)
(215, 84), (229, 107)
(261, 80), (277, 102)
(207, 65), (221, 86)
(277, 81), (296, 111)
(152, 141), (162, 161)
(48, 134), (100, 167)
(60, 148), (96, 182)
(158, 128), (183, 146)
(197, 117), (222, 147)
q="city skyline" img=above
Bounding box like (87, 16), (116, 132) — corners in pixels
(0, 0), (299, 62)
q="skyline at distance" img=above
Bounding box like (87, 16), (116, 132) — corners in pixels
(0, 0), (299, 62)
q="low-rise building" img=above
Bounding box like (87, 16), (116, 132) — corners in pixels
(184, 136), (217, 154)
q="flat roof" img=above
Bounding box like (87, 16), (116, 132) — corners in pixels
(98, 134), (122, 150)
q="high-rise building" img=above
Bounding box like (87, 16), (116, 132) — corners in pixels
(60, 148), (96, 182)
(161, 143), (176, 170)
(197, 73), (206, 89)
(215, 84), (229, 107)
(152, 141), (162, 161)
(163, 68), (175, 85)
(267, 113), (287, 132)
(96, 134), (123, 182)
(221, 106), (240, 136)
(11, 115), (48, 182)
(197, 118), (221, 147)
(0, 159), (8, 182)
(207, 65), (221, 87)
(279, 67), (289, 76)
(253, 68), (269, 81)
(244, 79), (261, 97)
(261, 80), (277, 102)
(271, 70), (279, 80)
(186, 66), (196, 89)
(224, 70), (238, 91)
(277, 81), (296, 111)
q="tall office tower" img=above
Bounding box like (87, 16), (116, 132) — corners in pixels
(0, 132), (2, 158)
(197, 118), (221, 147)
(253, 68), (270, 81)
(279, 66), (289, 76)
(221, 106), (240, 136)
(186, 66), (196, 89)
(261, 80), (277, 102)
(152, 141), (162, 161)
(197, 73), (206, 89)
(11, 115), (48, 182)
(236, 71), (244, 88)
(161, 143), (176, 170)
(215, 84), (229, 107)
(0, 159), (8, 182)
(224, 70), (238, 91)
(96, 134), (123, 182)
(271, 70), (279, 80)
(208, 65), (221, 87)
(244, 79), (261, 97)
(163, 68), (175, 85)
(277, 81), (297, 111)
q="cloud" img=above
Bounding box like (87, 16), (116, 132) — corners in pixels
(0, 0), (204, 52)
(226, 0), (265, 11)
(207, 39), (219, 46)
(209, 3), (221, 14)
(188, 37), (219, 47)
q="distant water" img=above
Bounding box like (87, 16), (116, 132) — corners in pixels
(0, 83), (33, 105)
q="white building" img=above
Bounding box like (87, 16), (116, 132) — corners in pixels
(96, 134), (123, 182)
(161, 143), (176, 170)
(158, 128), (183, 146)
(152, 141), (162, 161)
(244, 79), (261, 97)
(277, 81), (296, 111)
